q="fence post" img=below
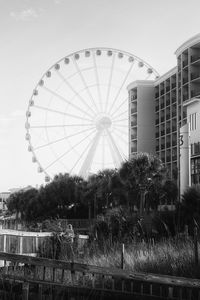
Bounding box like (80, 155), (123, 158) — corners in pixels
(121, 243), (124, 269)
(22, 282), (29, 300)
(19, 235), (23, 254)
(194, 226), (198, 265)
(3, 234), (6, 252)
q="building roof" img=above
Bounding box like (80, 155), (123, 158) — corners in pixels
(175, 33), (200, 57)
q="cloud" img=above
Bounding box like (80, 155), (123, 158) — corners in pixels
(54, 0), (63, 4)
(10, 8), (39, 21)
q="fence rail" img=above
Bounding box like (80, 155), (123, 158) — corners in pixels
(0, 229), (52, 255)
(0, 252), (200, 299)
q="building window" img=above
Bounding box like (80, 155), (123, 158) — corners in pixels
(189, 113), (197, 131)
(191, 142), (200, 157)
(191, 157), (200, 185)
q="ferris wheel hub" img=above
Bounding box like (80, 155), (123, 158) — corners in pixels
(96, 116), (112, 131)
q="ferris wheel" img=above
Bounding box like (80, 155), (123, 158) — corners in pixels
(25, 48), (159, 182)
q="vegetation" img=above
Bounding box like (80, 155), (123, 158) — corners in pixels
(7, 153), (177, 222)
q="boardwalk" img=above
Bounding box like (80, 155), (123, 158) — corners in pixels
(0, 252), (200, 299)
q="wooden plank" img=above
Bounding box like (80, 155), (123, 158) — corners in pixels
(1, 251), (200, 290)
(22, 282), (29, 300)
(38, 283), (43, 300)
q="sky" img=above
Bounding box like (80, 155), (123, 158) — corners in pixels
(0, 0), (200, 191)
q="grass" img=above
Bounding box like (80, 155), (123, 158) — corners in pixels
(59, 237), (200, 279)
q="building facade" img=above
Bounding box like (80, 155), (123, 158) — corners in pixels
(128, 33), (200, 194)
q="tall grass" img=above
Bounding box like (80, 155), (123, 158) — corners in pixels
(60, 237), (200, 279)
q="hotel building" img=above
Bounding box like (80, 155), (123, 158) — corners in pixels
(128, 33), (200, 195)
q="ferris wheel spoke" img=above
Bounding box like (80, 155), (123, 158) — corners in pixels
(112, 129), (128, 146)
(43, 128), (96, 171)
(106, 129), (123, 168)
(79, 130), (102, 178)
(34, 126), (95, 151)
(33, 105), (92, 122)
(112, 126), (128, 137)
(107, 62), (134, 115)
(114, 124), (128, 128)
(106, 133), (121, 169)
(102, 133), (105, 170)
(104, 53), (116, 113)
(111, 97), (128, 118)
(112, 118), (128, 123)
(42, 85), (94, 119)
(72, 58), (100, 114)
(69, 133), (97, 174)
(30, 123), (93, 129)
(55, 71), (96, 117)
(112, 110), (128, 121)
(92, 51), (103, 112)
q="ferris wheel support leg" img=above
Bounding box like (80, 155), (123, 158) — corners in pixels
(79, 131), (101, 178)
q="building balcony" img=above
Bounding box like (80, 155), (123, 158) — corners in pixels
(166, 155), (171, 162)
(182, 60), (188, 68)
(172, 140), (177, 146)
(183, 77), (188, 85)
(161, 144), (165, 150)
(160, 89), (165, 95)
(171, 96), (176, 104)
(131, 134), (137, 140)
(191, 73), (200, 81)
(171, 82), (176, 89)
(160, 103), (165, 109)
(183, 93), (189, 101)
(131, 108), (137, 114)
(191, 55), (200, 63)
(191, 90), (200, 98)
(166, 142), (171, 148)
(161, 130), (165, 136)
(131, 121), (137, 127)
(191, 142), (200, 157)
(166, 127), (171, 134)
(161, 116), (165, 122)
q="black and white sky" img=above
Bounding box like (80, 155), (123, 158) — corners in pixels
(0, 0), (200, 191)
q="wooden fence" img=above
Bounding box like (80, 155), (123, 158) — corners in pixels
(0, 218), (93, 231)
(0, 252), (200, 299)
(0, 229), (52, 255)
(0, 229), (88, 257)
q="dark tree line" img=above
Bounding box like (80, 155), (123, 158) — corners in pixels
(7, 153), (178, 223)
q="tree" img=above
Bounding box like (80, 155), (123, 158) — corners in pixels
(119, 152), (167, 214)
(7, 188), (39, 221)
(179, 186), (200, 233)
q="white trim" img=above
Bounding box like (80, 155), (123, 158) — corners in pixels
(0, 229), (52, 237)
(127, 80), (155, 91)
(154, 67), (177, 85)
(175, 33), (200, 57)
(183, 97), (200, 107)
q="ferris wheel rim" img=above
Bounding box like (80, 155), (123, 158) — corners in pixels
(26, 47), (159, 182)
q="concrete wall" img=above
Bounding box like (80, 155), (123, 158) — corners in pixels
(137, 84), (155, 154)
(180, 123), (190, 196)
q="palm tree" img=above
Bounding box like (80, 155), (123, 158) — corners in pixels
(119, 152), (166, 215)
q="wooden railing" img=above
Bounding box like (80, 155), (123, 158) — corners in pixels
(0, 252), (200, 299)
(0, 229), (88, 257)
(0, 229), (51, 255)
